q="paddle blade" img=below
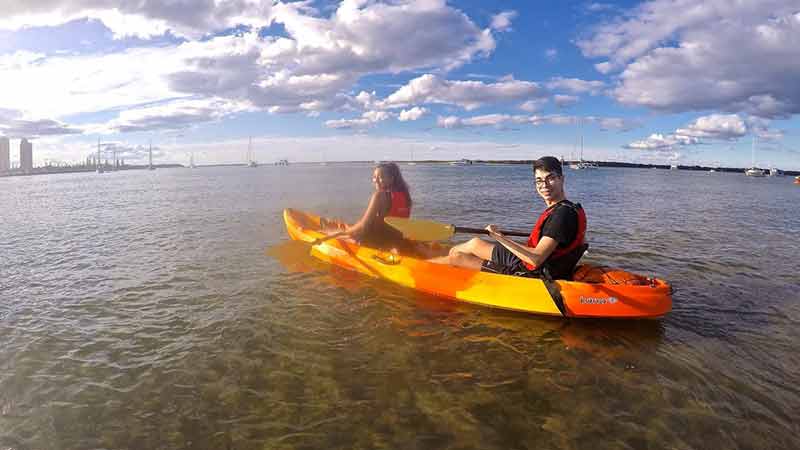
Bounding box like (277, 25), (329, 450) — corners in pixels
(385, 217), (455, 241)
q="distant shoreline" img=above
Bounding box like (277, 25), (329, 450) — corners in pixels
(2, 161), (798, 177)
(0, 164), (183, 178)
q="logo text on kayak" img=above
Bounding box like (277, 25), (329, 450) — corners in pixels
(579, 296), (618, 305)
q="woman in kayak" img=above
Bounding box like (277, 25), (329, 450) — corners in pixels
(317, 162), (414, 251)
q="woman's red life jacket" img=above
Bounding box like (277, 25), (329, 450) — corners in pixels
(523, 202), (586, 270)
(387, 191), (411, 218)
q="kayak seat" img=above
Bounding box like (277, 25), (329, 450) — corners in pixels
(572, 264), (651, 286)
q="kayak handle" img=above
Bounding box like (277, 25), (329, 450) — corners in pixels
(371, 253), (401, 265)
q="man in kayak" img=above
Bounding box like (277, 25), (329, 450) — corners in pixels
(316, 162), (415, 251)
(431, 156), (587, 280)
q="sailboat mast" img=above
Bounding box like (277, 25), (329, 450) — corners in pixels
(578, 116), (584, 161)
(149, 140), (153, 168)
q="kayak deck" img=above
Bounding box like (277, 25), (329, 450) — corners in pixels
(283, 208), (672, 319)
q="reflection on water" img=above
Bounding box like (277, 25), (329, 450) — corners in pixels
(1, 165), (798, 449)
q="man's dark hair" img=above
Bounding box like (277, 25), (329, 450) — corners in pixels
(533, 156), (563, 177)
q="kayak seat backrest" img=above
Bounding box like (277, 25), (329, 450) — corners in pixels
(558, 243), (589, 280)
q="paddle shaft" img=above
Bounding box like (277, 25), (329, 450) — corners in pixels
(454, 226), (529, 238)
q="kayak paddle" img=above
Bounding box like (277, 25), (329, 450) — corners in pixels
(385, 217), (529, 241)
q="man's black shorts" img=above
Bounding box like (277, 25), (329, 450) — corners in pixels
(480, 244), (540, 278)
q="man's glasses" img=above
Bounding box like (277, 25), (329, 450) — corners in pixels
(534, 174), (560, 187)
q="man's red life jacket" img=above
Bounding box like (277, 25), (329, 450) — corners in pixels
(387, 191), (411, 218)
(523, 202), (586, 271)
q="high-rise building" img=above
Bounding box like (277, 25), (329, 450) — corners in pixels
(20, 138), (33, 173)
(0, 136), (10, 172)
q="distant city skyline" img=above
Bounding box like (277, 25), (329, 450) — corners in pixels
(0, 1), (798, 169)
(19, 138), (33, 173)
(0, 137), (9, 172)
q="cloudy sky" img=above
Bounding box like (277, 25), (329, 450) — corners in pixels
(1, 0), (798, 169)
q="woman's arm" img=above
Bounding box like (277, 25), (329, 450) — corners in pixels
(321, 192), (387, 241)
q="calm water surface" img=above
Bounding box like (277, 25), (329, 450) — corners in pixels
(1, 164), (798, 450)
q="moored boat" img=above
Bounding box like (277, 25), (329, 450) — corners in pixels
(283, 208), (672, 319)
(745, 167), (765, 177)
(449, 158), (473, 165)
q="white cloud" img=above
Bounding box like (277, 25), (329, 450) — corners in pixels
(0, 108), (22, 122)
(579, 0), (800, 118)
(746, 116), (785, 141)
(490, 11), (518, 32)
(530, 114), (576, 126)
(554, 95), (579, 108)
(0, 115), (82, 138)
(546, 77), (605, 95)
(675, 114), (748, 140)
(586, 3), (615, 12)
(325, 110), (392, 129)
(1, 0), (507, 131)
(381, 74), (543, 110)
(272, 0), (497, 75)
(586, 116), (638, 131)
(545, 48), (558, 60)
(0, 0), (275, 39)
(624, 133), (697, 151)
(625, 114), (754, 151)
(435, 113), (539, 128)
(355, 91), (378, 109)
(0, 45), (188, 118)
(437, 116), (463, 129)
(0, 50), (47, 69)
(93, 98), (253, 134)
(398, 107), (428, 121)
(437, 114), (526, 129)
(519, 99), (548, 112)
(436, 113), (634, 131)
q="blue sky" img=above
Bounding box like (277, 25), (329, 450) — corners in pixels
(0, 0), (798, 169)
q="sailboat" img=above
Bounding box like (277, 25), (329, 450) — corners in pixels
(407, 148), (416, 166)
(189, 152), (196, 169)
(744, 136), (765, 177)
(148, 141), (156, 170)
(247, 137), (258, 167)
(570, 119), (597, 169)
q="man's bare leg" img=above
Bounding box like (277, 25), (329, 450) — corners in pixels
(428, 237), (495, 269)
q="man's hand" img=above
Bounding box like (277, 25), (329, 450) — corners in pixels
(485, 224), (501, 237)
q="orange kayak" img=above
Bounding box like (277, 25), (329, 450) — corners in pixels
(284, 208), (672, 319)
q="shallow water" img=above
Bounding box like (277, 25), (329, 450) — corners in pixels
(1, 164), (798, 449)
